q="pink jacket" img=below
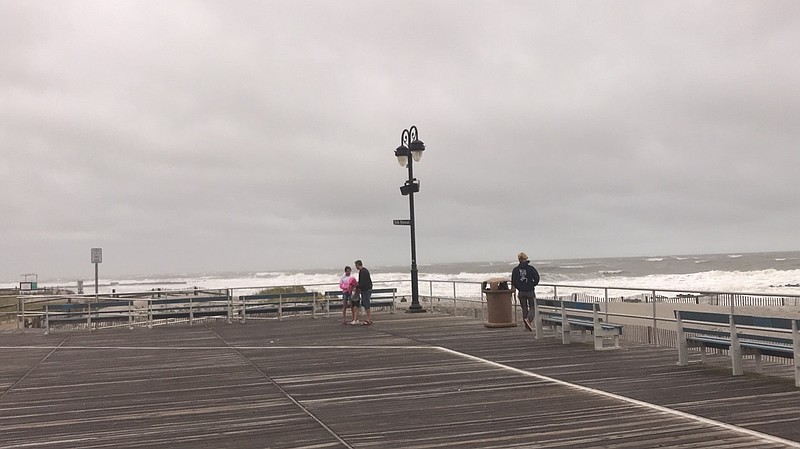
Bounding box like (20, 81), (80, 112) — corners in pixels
(340, 275), (357, 294)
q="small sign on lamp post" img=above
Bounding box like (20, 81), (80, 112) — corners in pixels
(91, 248), (102, 302)
(91, 248), (103, 264)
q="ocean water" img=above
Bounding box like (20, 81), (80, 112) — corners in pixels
(4, 251), (800, 297)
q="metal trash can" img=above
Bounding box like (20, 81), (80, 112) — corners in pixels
(482, 277), (516, 328)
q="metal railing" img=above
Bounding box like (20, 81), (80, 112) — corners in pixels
(9, 280), (800, 357)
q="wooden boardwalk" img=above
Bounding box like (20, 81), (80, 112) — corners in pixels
(1, 313), (799, 448)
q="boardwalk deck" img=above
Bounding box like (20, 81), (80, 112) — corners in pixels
(1, 313), (799, 448)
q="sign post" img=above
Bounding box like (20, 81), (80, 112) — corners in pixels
(91, 248), (102, 302)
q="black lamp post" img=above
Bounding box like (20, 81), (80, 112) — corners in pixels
(395, 125), (426, 313)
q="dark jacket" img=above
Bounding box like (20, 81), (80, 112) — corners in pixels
(511, 260), (539, 292)
(357, 267), (373, 291)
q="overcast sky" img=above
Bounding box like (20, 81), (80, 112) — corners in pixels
(2, 1), (799, 280)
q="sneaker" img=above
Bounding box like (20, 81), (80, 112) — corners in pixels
(523, 318), (533, 332)
(350, 320), (359, 325)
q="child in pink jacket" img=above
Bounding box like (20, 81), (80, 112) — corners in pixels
(339, 266), (358, 324)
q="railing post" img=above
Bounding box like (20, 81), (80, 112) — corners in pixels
(239, 291), (246, 323)
(45, 305), (50, 335)
(87, 302), (92, 331)
(652, 290), (658, 345)
(513, 292), (518, 323)
(604, 288), (609, 322)
(189, 297), (194, 326)
(676, 311), (688, 365)
(730, 313), (743, 375)
(792, 319), (800, 388)
(147, 300), (153, 329)
(452, 281), (457, 316)
(480, 284), (486, 321)
(226, 290), (233, 325)
(128, 300), (133, 330)
(561, 297), (570, 344)
(279, 295), (283, 321)
(533, 296), (543, 338)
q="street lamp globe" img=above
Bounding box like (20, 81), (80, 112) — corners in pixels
(394, 145), (409, 167)
(409, 138), (425, 162)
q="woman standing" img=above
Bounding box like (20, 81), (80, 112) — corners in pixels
(339, 266), (358, 325)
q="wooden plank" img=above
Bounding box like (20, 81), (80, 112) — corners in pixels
(1, 315), (799, 448)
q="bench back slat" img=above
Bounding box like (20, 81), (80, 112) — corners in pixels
(536, 298), (599, 312)
(733, 315), (792, 329)
(676, 310), (797, 331)
(240, 292), (316, 301)
(675, 310), (730, 324)
(324, 288), (397, 298)
(48, 301), (131, 311)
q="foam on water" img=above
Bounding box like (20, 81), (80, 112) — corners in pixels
(4, 251), (800, 296)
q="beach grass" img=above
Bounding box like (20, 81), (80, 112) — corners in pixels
(257, 285), (307, 295)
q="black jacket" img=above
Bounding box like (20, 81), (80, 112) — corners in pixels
(357, 267), (373, 291)
(511, 260), (539, 292)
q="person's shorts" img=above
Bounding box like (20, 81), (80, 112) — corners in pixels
(360, 289), (372, 309)
(342, 292), (352, 306)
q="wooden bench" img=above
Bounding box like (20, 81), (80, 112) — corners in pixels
(675, 310), (800, 387)
(147, 296), (231, 321)
(237, 292), (319, 321)
(323, 288), (397, 314)
(533, 297), (623, 350)
(45, 296), (233, 332)
(46, 301), (132, 330)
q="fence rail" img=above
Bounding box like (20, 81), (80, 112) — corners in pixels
(7, 280), (800, 369)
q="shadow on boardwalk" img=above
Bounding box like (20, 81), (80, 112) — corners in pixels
(1, 313), (799, 448)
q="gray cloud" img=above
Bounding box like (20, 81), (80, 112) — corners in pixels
(1, 0), (799, 280)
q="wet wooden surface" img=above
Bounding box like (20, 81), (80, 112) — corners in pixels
(1, 313), (799, 448)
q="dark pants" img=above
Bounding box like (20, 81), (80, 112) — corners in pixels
(518, 290), (536, 320)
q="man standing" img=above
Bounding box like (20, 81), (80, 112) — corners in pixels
(354, 260), (373, 325)
(511, 252), (539, 331)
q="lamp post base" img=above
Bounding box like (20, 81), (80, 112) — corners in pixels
(405, 303), (427, 313)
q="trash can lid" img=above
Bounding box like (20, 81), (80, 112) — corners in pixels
(486, 277), (511, 283)
(483, 277), (511, 290)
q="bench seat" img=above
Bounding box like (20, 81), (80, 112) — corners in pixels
(675, 310), (800, 387)
(534, 297), (622, 350)
(237, 292), (318, 321)
(46, 301), (134, 326)
(323, 288), (397, 313)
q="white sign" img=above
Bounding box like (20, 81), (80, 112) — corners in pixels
(91, 248), (103, 264)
